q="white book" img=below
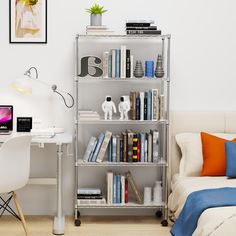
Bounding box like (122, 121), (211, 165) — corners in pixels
(111, 49), (116, 78)
(121, 175), (125, 204)
(83, 137), (97, 162)
(120, 45), (126, 78)
(130, 55), (134, 78)
(152, 89), (159, 121)
(140, 92), (145, 121)
(159, 95), (165, 120)
(96, 131), (112, 162)
(77, 198), (106, 205)
(148, 132), (152, 162)
(107, 171), (113, 204)
(78, 188), (101, 195)
(86, 25), (108, 30)
(103, 51), (109, 78)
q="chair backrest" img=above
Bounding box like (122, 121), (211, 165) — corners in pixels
(0, 135), (32, 194)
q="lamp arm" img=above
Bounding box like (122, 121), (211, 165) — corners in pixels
(25, 67), (38, 79)
(53, 90), (74, 108)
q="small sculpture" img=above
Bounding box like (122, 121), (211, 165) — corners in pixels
(118, 96), (131, 120)
(102, 96), (117, 120)
(134, 60), (144, 78)
(155, 54), (164, 78)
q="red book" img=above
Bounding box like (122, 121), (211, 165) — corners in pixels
(125, 178), (128, 203)
(137, 136), (141, 162)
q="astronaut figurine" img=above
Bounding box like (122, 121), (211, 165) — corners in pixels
(102, 96), (117, 120)
(118, 96), (131, 120)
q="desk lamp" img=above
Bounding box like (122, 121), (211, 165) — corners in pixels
(11, 67), (74, 108)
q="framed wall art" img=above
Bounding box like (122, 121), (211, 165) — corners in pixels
(9, 0), (47, 43)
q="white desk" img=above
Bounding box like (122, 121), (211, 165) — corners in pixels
(0, 133), (73, 235)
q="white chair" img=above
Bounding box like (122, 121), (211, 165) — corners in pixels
(0, 135), (32, 236)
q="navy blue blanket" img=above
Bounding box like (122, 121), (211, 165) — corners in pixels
(171, 187), (236, 236)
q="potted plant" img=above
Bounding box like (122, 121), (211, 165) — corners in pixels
(86, 3), (107, 26)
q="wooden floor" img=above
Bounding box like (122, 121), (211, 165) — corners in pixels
(0, 216), (172, 236)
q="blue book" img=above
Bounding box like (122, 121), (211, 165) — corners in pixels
(116, 49), (120, 78)
(140, 133), (145, 162)
(147, 90), (152, 120)
(108, 138), (112, 162)
(120, 139), (123, 162)
(116, 175), (121, 204)
(112, 135), (117, 162)
(108, 54), (112, 78)
(113, 175), (117, 204)
(91, 133), (105, 162)
(136, 95), (140, 120)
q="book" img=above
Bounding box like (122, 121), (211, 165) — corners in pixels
(113, 174), (117, 203)
(77, 195), (103, 200)
(126, 23), (152, 27)
(83, 136), (97, 162)
(78, 188), (101, 195)
(137, 134), (141, 162)
(130, 91), (136, 120)
(126, 20), (154, 23)
(147, 90), (152, 120)
(125, 178), (128, 203)
(108, 54), (112, 78)
(132, 133), (138, 162)
(126, 30), (161, 35)
(96, 131), (112, 162)
(140, 133), (146, 162)
(130, 55), (134, 78)
(125, 171), (143, 204)
(111, 49), (116, 78)
(152, 89), (159, 121)
(145, 136), (148, 162)
(77, 198), (106, 205)
(126, 26), (157, 30)
(127, 131), (134, 162)
(121, 175), (125, 204)
(126, 49), (131, 78)
(107, 171), (113, 204)
(103, 51), (109, 78)
(148, 132), (153, 162)
(140, 92), (145, 121)
(144, 93), (148, 120)
(120, 45), (126, 78)
(151, 130), (159, 163)
(108, 138), (112, 162)
(136, 93), (140, 120)
(122, 132), (127, 162)
(159, 95), (165, 120)
(112, 135), (117, 162)
(88, 139), (98, 161)
(116, 135), (120, 162)
(116, 49), (120, 78)
(91, 133), (105, 162)
(86, 25), (108, 30)
(120, 138), (124, 162)
(117, 175), (121, 203)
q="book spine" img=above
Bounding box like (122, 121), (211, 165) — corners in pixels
(91, 133), (105, 162)
(83, 137), (97, 162)
(152, 89), (159, 121)
(78, 189), (101, 195)
(77, 196), (103, 199)
(140, 92), (144, 121)
(120, 138), (124, 162)
(137, 134), (141, 162)
(152, 130), (159, 163)
(112, 49), (116, 78)
(159, 95), (165, 120)
(126, 26), (157, 30)
(140, 133), (145, 162)
(103, 51), (109, 78)
(126, 171), (143, 204)
(121, 175), (125, 204)
(145, 135), (148, 162)
(112, 135), (117, 162)
(108, 54), (112, 78)
(117, 175), (121, 204)
(132, 133), (138, 162)
(126, 30), (161, 35)
(126, 23), (151, 27)
(148, 132), (153, 162)
(107, 171), (113, 204)
(89, 139), (98, 161)
(130, 55), (134, 78)
(120, 45), (127, 78)
(126, 49), (131, 78)
(127, 132), (133, 162)
(123, 132), (127, 162)
(96, 131), (112, 163)
(144, 93), (148, 120)
(116, 135), (120, 162)
(108, 138), (112, 162)
(136, 93), (140, 120)
(116, 49), (120, 78)
(125, 178), (128, 203)
(130, 91), (136, 120)
(147, 90), (152, 120)
(113, 174), (117, 204)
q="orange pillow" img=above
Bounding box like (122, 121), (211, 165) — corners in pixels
(201, 132), (236, 176)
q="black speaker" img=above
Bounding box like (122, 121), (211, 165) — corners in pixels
(17, 117), (32, 132)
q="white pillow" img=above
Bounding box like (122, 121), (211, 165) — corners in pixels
(175, 133), (236, 177)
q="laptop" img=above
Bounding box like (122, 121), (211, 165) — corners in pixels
(0, 105), (13, 135)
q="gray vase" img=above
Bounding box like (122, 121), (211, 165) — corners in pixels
(90, 14), (102, 26)
(134, 60), (144, 78)
(155, 54), (164, 78)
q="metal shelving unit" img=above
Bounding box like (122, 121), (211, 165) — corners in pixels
(74, 34), (171, 227)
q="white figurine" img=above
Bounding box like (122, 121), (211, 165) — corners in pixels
(102, 96), (117, 120)
(118, 96), (131, 120)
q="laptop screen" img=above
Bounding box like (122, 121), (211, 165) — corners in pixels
(0, 106), (13, 131)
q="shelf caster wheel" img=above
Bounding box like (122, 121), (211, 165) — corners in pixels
(156, 210), (163, 218)
(77, 211), (80, 218)
(74, 219), (81, 226)
(161, 220), (168, 227)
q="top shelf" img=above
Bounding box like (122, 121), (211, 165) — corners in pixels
(76, 34), (171, 40)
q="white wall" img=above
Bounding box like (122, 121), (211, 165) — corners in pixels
(0, 0), (236, 215)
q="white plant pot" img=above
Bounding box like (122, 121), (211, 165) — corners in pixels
(90, 14), (102, 26)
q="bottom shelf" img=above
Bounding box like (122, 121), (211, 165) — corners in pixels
(76, 202), (166, 209)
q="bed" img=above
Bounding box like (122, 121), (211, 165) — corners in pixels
(168, 112), (236, 236)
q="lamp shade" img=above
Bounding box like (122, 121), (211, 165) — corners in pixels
(11, 74), (32, 95)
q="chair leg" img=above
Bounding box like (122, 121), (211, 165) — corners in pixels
(12, 192), (29, 236)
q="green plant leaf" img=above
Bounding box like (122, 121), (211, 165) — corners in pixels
(86, 3), (107, 14)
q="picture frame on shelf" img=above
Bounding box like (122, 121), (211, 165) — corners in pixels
(9, 0), (47, 44)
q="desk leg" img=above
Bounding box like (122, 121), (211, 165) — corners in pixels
(53, 144), (65, 235)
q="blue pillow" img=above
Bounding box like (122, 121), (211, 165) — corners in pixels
(225, 142), (236, 178)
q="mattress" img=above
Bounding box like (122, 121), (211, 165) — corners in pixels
(168, 175), (236, 236)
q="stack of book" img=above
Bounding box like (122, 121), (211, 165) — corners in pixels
(102, 46), (133, 79)
(78, 110), (100, 121)
(107, 171), (143, 204)
(125, 20), (161, 35)
(130, 89), (165, 121)
(77, 188), (106, 205)
(86, 26), (114, 35)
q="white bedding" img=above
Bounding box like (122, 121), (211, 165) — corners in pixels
(168, 175), (236, 236)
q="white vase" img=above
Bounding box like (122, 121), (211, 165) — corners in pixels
(90, 14), (102, 26)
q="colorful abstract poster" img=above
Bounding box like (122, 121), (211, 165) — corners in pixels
(10, 0), (47, 43)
